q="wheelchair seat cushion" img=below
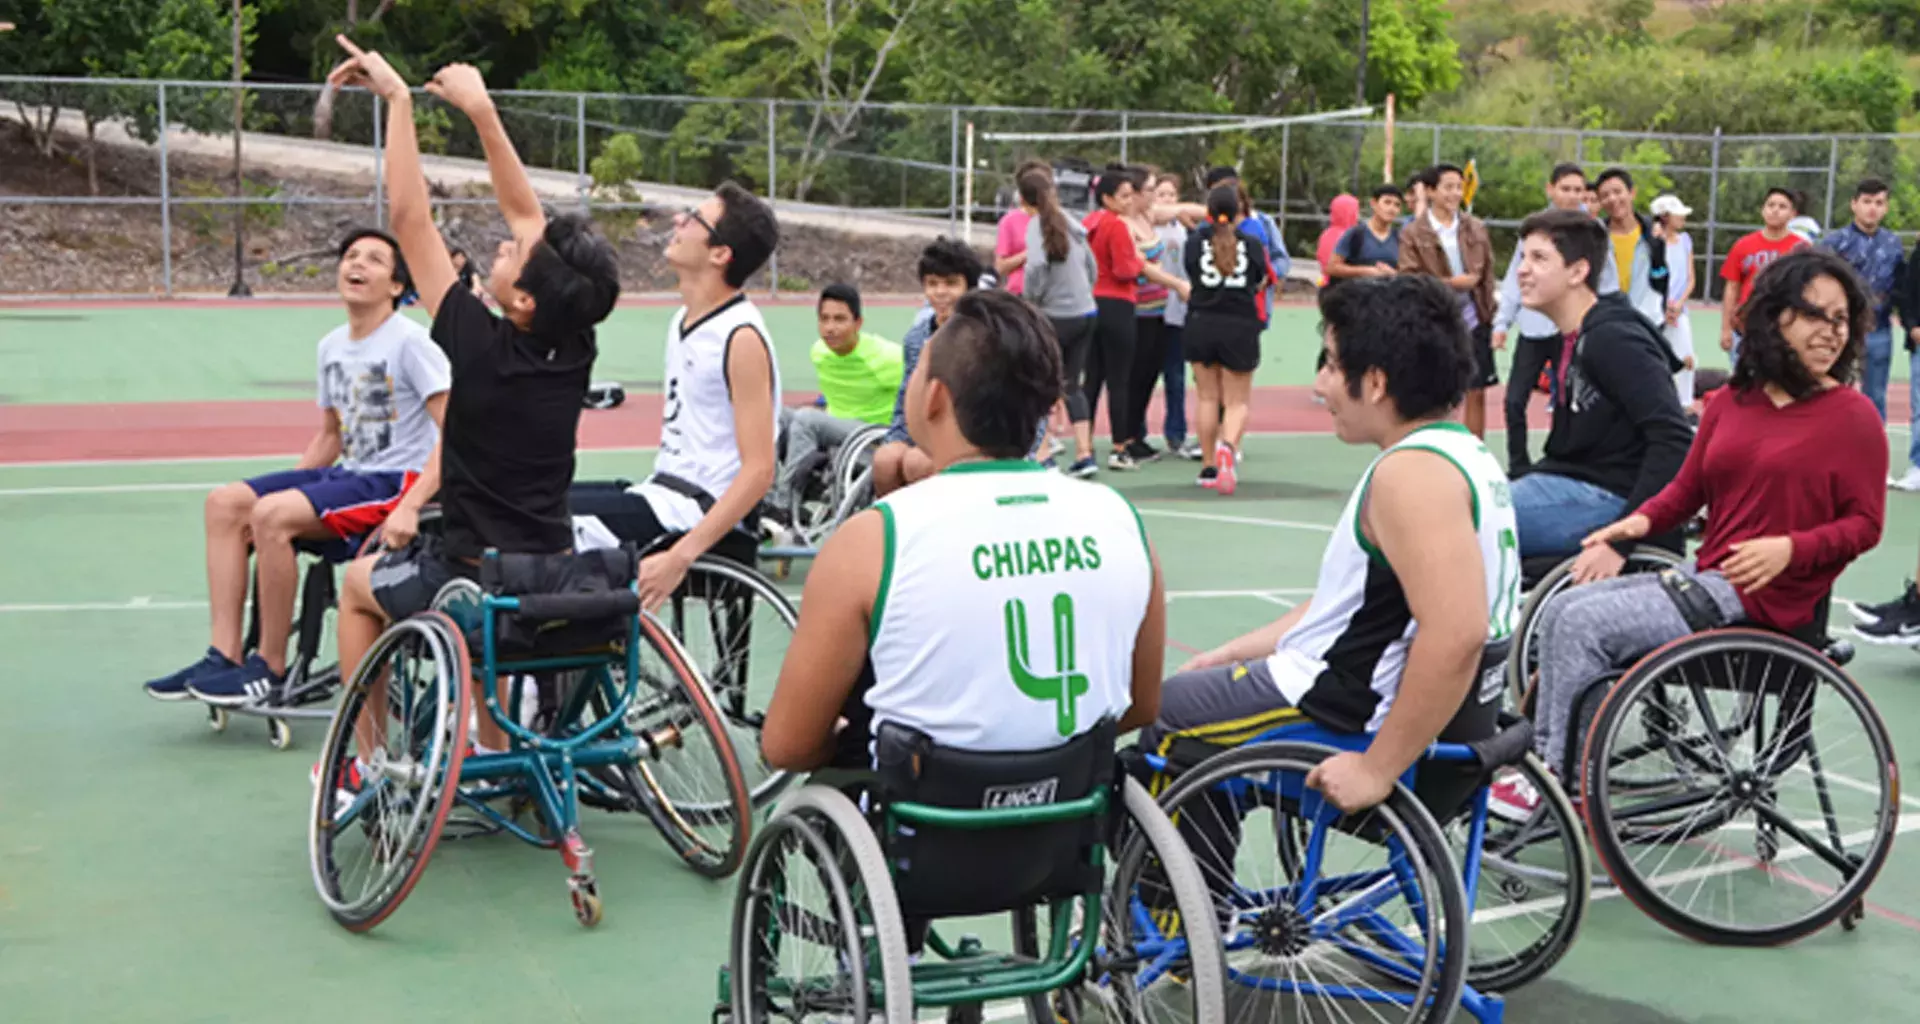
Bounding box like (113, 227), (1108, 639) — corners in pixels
(874, 719), (1117, 920)
(479, 547), (639, 657)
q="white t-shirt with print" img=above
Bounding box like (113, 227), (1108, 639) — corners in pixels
(316, 313), (451, 473)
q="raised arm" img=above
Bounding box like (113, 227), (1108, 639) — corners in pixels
(424, 63), (546, 247)
(327, 37), (456, 319)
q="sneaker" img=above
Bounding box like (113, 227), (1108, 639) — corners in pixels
(1124, 439), (1163, 463)
(1067, 456), (1098, 479)
(1038, 454), (1060, 472)
(143, 647), (236, 702)
(1107, 450), (1139, 472)
(1893, 467), (1920, 492)
(1175, 439), (1203, 461)
(1197, 467), (1219, 489)
(1851, 581), (1919, 624)
(1488, 771), (1543, 823)
(1213, 442), (1237, 496)
(1855, 587), (1920, 645)
(311, 758), (367, 819)
(188, 653), (285, 707)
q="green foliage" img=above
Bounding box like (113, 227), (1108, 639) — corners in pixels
(179, 177), (286, 241)
(589, 133), (648, 200)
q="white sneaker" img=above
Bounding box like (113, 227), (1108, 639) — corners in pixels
(1892, 467), (1920, 492)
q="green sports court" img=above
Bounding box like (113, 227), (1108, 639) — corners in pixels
(2, 300), (1919, 1022)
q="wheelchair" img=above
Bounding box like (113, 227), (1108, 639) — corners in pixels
(715, 719), (1229, 1023)
(763, 421), (889, 579)
(1563, 594), (1900, 946)
(1138, 641), (1590, 1024)
(1505, 541), (1685, 707)
(306, 546), (755, 933)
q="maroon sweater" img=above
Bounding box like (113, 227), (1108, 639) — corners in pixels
(1636, 385), (1886, 631)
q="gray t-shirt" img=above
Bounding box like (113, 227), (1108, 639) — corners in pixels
(1157, 222), (1189, 326)
(1335, 223), (1400, 270)
(1021, 214), (1098, 320)
(316, 312), (452, 473)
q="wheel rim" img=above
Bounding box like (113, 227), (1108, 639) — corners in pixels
(663, 558), (797, 809)
(733, 812), (870, 1023)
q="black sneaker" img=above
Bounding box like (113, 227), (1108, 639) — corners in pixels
(1855, 586), (1920, 645)
(1851, 581), (1920, 625)
(1124, 439), (1163, 463)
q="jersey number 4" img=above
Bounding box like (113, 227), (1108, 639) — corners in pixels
(1004, 594), (1088, 738)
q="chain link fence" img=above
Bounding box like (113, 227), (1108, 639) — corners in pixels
(6, 75), (1920, 298)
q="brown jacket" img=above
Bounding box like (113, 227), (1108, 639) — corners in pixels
(1399, 209), (1497, 328)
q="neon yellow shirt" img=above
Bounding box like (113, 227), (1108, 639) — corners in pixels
(812, 332), (904, 425)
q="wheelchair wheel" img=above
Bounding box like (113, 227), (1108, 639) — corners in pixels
(1581, 629), (1900, 946)
(1144, 742), (1467, 1024)
(665, 556), (799, 811)
(307, 611), (471, 932)
(598, 613), (756, 878)
(1507, 545), (1683, 709)
(828, 425), (887, 523)
(1095, 776), (1231, 1023)
(729, 785), (913, 1023)
(1451, 754), (1589, 993)
(243, 554), (343, 718)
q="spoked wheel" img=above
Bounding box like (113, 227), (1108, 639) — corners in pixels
(666, 557), (799, 811)
(308, 612), (471, 932)
(729, 786), (913, 1024)
(1143, 743), (1466, 1024)
(829, 426), (886, 524)
(1450, 754), (1590, 992)
(1582, 629), (1900, 946)
(1507, 546), (1683, 710)
(1096, 777), (1231, 1023)
(594, 613), (755, 878)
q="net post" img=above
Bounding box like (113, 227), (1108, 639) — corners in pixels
(1278, 123), (1290, 233)
(949, 108), (959, 233)
(577, 92), (590, 216)
(963, 121), (975, 247)
(1705, 127), (1722, 303)
(767, 99), (779, 299)
(1824, 137), (1839, 230)
(1119, 111), (1128, 164)
(158, 82), (173, 299)
(372, 94), (384, 230)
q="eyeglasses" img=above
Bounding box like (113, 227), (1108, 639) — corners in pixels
(1786, 300), (1850, 335)
(680, 207), (715, 237)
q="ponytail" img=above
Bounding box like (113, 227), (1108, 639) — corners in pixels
(1205, 184), (1240, 281)
(1018, 169), (1070, 264)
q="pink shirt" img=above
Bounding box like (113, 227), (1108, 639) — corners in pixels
(996, 209), (1032, 294)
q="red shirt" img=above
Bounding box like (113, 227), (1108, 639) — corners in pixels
(1719, 231), (1807, 308)
(1636, 386), (1886, 631)
(1083, 209), (1143, 303)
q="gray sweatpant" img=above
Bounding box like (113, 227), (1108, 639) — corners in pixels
(772, 406), (865, 512)
(1138, 659), (1302, 756)
(1531, 565), (1745, 776)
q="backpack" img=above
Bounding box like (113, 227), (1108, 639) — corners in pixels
(1321, 223), (1397, 296)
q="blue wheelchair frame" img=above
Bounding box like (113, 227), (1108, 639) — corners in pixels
(1136, 720), (1510, 1024)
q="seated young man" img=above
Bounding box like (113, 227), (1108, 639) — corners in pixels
(871, 238), (982, 498)
(1512, 209), (1693, 575)
(759, 290), (1167, 771)
(765, 283), (904, 526)
(1143, 274), (1520, 815)
(142, 228), (450, 705)
(567, 181), (782, 597)
(322, 45), (621, 757)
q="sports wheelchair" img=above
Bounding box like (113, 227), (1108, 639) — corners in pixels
(715, 719), (1230, 1023)
(1504, 541), (1685, 706)
(1550, 590), (1900, 946)
(762, 421), (889, 579)
(307, 545), (755, 932)
(1139, 641), (1590, 1024)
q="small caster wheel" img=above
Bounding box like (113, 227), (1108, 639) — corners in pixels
(945, 1004), (983, 1024)
(1049, 987), (1087, 1024)
(1842, 900), (1865, 931)
(268, 717), (293, 750)
(207, 706), (229, 733)
(772, 559), (791, 581)
(570, 878), (603, 928)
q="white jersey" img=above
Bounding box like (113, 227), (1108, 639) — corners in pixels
(633, 295), (780, 531)
(1265, 423), (1519, 733)
(866, 462), (1153, 753)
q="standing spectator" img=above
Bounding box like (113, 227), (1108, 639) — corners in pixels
(1651, 194), (1698, 411)
(1314, 194), (1360, 288)
(1019, 167), (1101, 478)
(1893, 227), (1920, 489)
(1593, 168), (1671, 327)
(1820, 178), (1904, 421)
(1324, 184), (1403, 290)
(1720, 188), (1810, 354)
(1148, 172), (1199, 460)
(1203, 166), (1292, 324)
(1492, 163), (1620, 474)
(1184, 184), (1273, 496)
(1122, 165), (1192, 464)
(1400, 163), (1498, 438)
(1083, 169), (1146, 470)
(1405, 167), (1437, 224)
(994, 159), (1048, 294)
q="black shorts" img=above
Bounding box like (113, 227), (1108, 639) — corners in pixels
(1470, 321), (1499, 389)
(368, 535), (477, 621)
(567, 481), (759, 566)
(1183, 314), (1262, 374)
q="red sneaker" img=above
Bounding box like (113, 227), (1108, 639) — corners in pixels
(1214, 442), (1237, 496)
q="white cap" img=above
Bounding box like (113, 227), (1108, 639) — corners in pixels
(1649, 194), (1692, 218)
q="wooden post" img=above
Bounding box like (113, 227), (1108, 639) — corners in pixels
(1382, 93), (1396, 183)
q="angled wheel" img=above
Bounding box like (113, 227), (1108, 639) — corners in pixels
(1452, 754), (1589, 992)
(1098, 776), (1231, 1023)
(308, 612), (471, 932)
(1582, 629), (1900, 946)
(1507, 545), (1683, 709)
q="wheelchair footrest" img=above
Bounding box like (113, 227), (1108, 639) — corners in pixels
(910, 953), (1062, 1005)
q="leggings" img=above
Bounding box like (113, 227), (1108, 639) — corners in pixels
(1126, 315), (1168, 443)
(1530, 566), (1745, 777)
(1084, 297), (1138, 443)
(1051, 313), (1098, 424)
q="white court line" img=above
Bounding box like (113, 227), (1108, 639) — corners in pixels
(1139, 509), (1334, 533)
(0, 445), (663, 472)
(0, 481), (225, 497)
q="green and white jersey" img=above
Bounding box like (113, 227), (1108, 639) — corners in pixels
(866, 460), (1153, 752)
(1265, 423), (1520, 733)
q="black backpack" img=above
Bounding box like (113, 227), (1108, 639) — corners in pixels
(1321, 223), (1397, 296)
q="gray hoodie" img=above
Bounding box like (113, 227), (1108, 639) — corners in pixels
(1021, 214), (1098, 320)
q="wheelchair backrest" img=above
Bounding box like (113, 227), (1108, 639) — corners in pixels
(874, 718), (1117, 920)
(477, 547), (639, 658)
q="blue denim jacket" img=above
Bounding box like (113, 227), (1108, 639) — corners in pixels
(1823, 223), (1906, 325)
(884, 306), (938, 444)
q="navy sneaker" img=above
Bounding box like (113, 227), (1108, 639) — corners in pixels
(1850, 581), (1919, 624)
(1067, 456), (1098, 479)
(189, 653), (285, 707)
(144, 647), (236, 702)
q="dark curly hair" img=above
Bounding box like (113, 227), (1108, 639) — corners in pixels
(924, 290), (1062, 458)
(1318, 274), (1474, 422)
(1731, 248), (1866, 399)
(514, 214), (622, 335)
(917, 236), (983, 288)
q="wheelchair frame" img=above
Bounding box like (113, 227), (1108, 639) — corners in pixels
(762, 422), (888, 575)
